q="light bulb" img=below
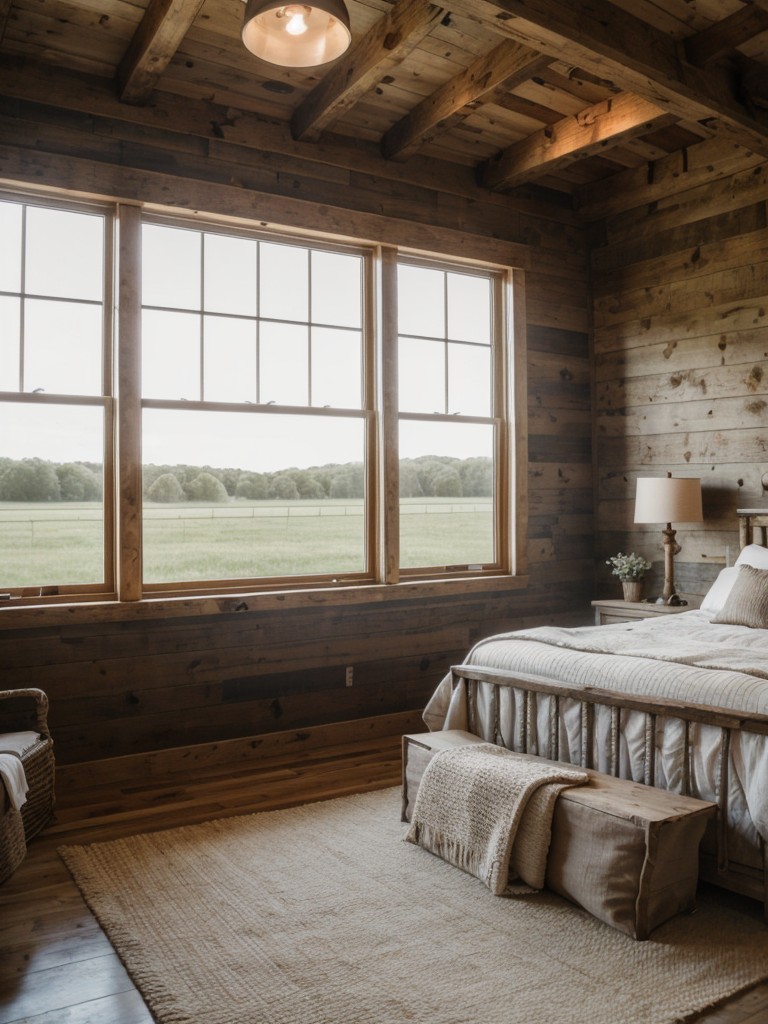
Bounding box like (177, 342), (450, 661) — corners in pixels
(283, 5), (309, 35)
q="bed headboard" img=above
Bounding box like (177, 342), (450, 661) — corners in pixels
(738, 509), (768, 549)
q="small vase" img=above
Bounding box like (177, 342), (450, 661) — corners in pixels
(622, 580), (642, 602)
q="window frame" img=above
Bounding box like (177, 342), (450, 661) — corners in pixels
(0, 190), (116, 602)
(0, 193), (527, 607)
(136, 212), (377, 596)
(393, 252), (510, 582)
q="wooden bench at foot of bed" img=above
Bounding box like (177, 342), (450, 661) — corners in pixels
(402, 729), (717, 940)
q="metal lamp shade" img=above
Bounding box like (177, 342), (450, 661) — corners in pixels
(242, 0), (351, 67)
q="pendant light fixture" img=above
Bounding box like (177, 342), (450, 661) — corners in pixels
(242, 0), (351, 67)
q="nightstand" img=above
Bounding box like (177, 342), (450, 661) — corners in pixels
(591, 599), (698, 625)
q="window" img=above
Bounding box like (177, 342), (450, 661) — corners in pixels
(0, 195), (112, 598)
(140, 221), (370, 590)
(397, 259), (502, 575)
(0, 193), (520, 603)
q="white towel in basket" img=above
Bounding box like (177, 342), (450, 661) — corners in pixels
(0, 752), (29, 810)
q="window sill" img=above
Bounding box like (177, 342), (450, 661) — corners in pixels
(0, 574), (530, 629)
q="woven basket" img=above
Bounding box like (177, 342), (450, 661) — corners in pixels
(0, 804), (26, 885)
(0, 687), (56, 844)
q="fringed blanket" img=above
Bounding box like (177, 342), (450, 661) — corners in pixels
(405, 744), (588, 895)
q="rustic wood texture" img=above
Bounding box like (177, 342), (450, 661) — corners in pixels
(588, 135), (768, 603)
(1, 735), (766, 1024)
(381, 39), (550, 161)
(481, 93), (678, 192)
(0, 57), (594, 765)
(117, 0), (207, 104)
(0, 0), (765, 192)
(290, 0), (445, 142)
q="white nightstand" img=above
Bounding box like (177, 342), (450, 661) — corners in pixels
(591, 599), (698, 625)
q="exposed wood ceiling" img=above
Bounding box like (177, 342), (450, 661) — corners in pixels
(1, 0), (767, 199)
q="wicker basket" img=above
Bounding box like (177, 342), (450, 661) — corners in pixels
(0, 804), (26, 884)
(0, 687), (56, 843)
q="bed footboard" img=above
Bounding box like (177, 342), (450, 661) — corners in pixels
(449, 664), (768, 918)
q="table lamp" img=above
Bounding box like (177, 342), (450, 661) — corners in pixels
(634, 473), (703, 602)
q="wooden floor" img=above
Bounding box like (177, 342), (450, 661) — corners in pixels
(1, 734), (768, 1024)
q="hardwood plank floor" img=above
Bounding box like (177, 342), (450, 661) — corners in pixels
(1, 734), (767, 1023)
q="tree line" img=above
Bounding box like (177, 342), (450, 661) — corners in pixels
(0, 455), (492, 503)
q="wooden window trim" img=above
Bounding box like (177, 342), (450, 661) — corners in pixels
(0, 192), (528, 609)
(0, 192), (116, 602)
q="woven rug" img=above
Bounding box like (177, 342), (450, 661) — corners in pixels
(60, 787), (768, 1024)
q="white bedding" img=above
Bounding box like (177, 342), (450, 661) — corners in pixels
(424, 609), (768, 866)
(427, 610), (768, 720)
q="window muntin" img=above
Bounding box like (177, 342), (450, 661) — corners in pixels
(141, 225), (365, 411)
(397, 259), (501, 574)
(0, 196), (111, 598)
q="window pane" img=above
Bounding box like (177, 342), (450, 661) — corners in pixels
(0, 296), (20, 391)
(398, 264), (444, 338)
(204, 233), (257, 316)
(0, 202), (22, 292)
(447, 272), (491, 344)
(25, 206), (104, 302)
(311, 251), (362, 328)
(25, 299), (103, 396)
(260, 242), (308, 322)
(399, 420), (494, 568)
(0, 403), (105, 587)
(260, 322), (308, 405)
(398, 337), (445, 414)
(142, 224), (201, 310)
(311, 327), (361, 408)
(142, 409), (366, 582)
(447, 342), (491, 416)
(204, 316), (257, 403)
(142, 309), (200, 400)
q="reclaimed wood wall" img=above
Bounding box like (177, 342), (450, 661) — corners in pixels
(584, 137), (768, 602)
(0, 67), (593, 767)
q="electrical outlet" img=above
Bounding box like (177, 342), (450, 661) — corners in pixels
(345, 666), (354, 686)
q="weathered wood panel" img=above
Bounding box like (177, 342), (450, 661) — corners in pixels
(588, 137), (768, 603)
(0, 73), (593, 766)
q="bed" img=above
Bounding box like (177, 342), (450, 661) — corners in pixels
(423, 511), (768, 917)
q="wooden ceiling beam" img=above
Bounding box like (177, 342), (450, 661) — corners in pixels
(684, 3), (768, 67)
(291, 0), (444, 143)
(381, 39), (551, 161)
(448, 0), (768, 159)
(117, 0), (206, 105)
(481, 92), (678, 191)
(736, 53), (768, 113)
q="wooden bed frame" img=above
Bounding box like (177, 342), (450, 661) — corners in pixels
(448, 509), (768, 918)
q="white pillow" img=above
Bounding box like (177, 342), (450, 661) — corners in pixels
(736, 543), (768, 570)
(701, 566), (740, 615)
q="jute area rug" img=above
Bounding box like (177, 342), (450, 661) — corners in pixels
(60, 787), (768, 1024)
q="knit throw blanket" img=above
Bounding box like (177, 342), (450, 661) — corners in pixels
(405, 744), (589, 896)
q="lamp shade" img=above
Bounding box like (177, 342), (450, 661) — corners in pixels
(242, 0), (351, 67)
(634, 476), (703, 525)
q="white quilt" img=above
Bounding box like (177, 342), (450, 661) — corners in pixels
(424, 610), (768, 857)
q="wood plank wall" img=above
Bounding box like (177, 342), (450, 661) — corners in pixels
(582, 138), (768, 602)
(0, 64), (593, 767)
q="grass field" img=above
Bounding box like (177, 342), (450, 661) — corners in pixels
(0, 498), (494, 587)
